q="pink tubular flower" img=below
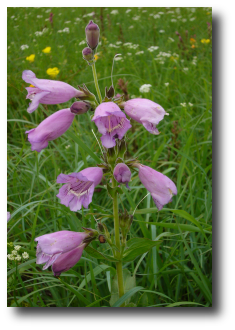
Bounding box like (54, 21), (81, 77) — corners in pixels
(22, 70), (85, 113)
(92, 102), (132, 148)
(35, 231), (89, 275)
(124, 98), (168, 135)
(56, 167), (103, 212)
(113, 163), (131, 190)
(136, 164), (177, 210)
(25, 108), (75, 152)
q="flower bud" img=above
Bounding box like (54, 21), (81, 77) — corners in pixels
(70, 101), (91, 114)
(85, 20), (100, 50)
(82, 47), (94, 61)
(113, 163), (131, 189)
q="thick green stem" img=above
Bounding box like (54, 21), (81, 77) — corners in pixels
(91, 62), (102, 103)
(112, 178), (125, 300)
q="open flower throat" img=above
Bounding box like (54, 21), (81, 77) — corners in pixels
(68, 180), (93, 197)
(105, 115), (125, 133)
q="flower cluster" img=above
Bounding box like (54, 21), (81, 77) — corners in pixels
(21, 19), (177, 277)
(7, 244), (29, 262)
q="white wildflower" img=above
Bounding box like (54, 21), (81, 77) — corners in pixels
(127, 53), (132, 56)
(63, 27), (69, 33)
(126, 9), (131, 13)
(37, 15), (43, 18)
(129, 26), (134, 29)
(148, 46), (159, 52)
(167, 11), (174, 14)
(188, 103), (193, 107)
(190, 17), (196, 21)
(183, 67), (189, 72)
(180, 103), (187, 107)
(11, 15), (15, 19)
(111, 10), (119, 15)
(175, 8), (180, 14)
(116, 41), (122, 45)
(191, 8), (196, 13)
(159, 30), (165, 33)
(35, 31), (43, 36)
(182, 18), (187, 22)
(139, 84), (152, 93)
(75, 17), (81, 21)
(158, 12), (164, 15)
(22, 252), (29, 259)
(79, 40), (86, 45)
(14, 245), (21, 251)
(153, 14), (160, 19)
(135, 51), (144, 55)
(165, 82), (169, 86)
(114, 56), (123, 61)
(109, 43), (120, 48)
(86, 12), (95, 17)
(65, 21), (71, 24)
(7, 254), (15, 260)
(171, 19), (177, 22)
(15, 255), (21, 261)
(20, 44), (29, 50)
(12, 250), (18, 255)
(168, 37), (174, 42)
(45, 9), (51, 13)
(132, 16), (140, 21)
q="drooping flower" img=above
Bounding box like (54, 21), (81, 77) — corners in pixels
(92, 102), (131, 148)
(135, 164), (177, 210)
(46, 67), (60, 78)
(35, 230), (93, 275)
(113, 163), (131, 189)
(42, 46), (51, 53)
(22, 70), (84, 113)
(25, 108), (75, 152)
(85, 20), (100, 50)
(56, 167), (103, 211)
(26, 54), (35, 63)
(7, 212), (11, 222)
(124, 98), (167, 135)
(70, 101), (90, 114)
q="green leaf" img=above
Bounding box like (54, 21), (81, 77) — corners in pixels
(110, 269), (136, 306)
(122, 238), (161, 262)
(85, 246), (119, 262)
(112, 286), (144, 307)
(66, 130), (101, 163)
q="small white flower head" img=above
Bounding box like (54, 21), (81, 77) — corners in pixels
(20, 44), (29, 50)
(15, 255), (21, 261)
(111, 10), (119, 15)
(132, 16), (140, 21)
(139, 84), (152, 93)
(22, 252), (29, 260)
(188, 103), (193, 107)
(165, 82), (169, 87)
(65, 145), (70, 149)
(79, 40), (86, 46)
(183, 67), (189, 73)
(168, 37), (175, 42)
(153, 14), (160, 19)
(14, 245), (21, 251)
(135, 51), (144, 55)
(190, 17), (196, 21)
(171, 19), (177, 22)
(159, 30), (165, 33)
(148, 46), (159, 52)
(127, 53), (132, 56)
(7, 254), (15, 261)
(129, 25), (134, 29)
(12, 250), (18, 255)
(180, 103), (187, 107)
(126, 9), (131, 13)
(182, 18), (187, 23)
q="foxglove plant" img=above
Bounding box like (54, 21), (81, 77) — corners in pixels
(22, 20), (178, 307)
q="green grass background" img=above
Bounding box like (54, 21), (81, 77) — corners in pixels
(7, 7), (212, 307)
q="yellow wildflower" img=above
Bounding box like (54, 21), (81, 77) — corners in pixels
(191, 44), (196, 49)
(42, 47), (51, 53)
(46, 67), (60, 78)
(26, 54), (35, 63)
(94, 54), (99, 61)
(201, 39), (210, 44)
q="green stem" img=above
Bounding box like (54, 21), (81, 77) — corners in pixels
(112, 177), (125, 301)
(91, 62), (102, 103)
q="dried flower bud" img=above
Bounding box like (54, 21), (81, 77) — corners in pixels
(82, 47), (94, 61)
(85, 20), (100, 50)
(70, 101), (91, 114)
